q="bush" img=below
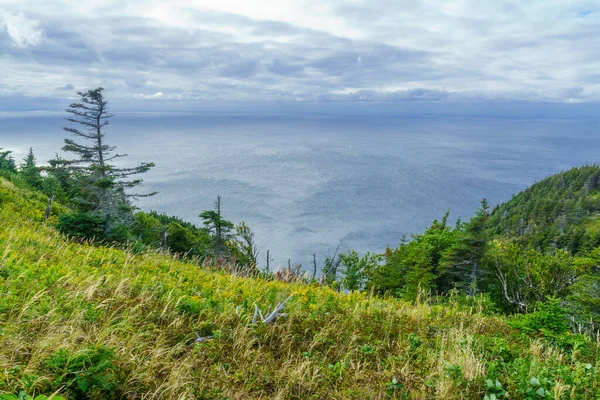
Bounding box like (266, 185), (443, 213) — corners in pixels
(56, 212), (104, 241)
(510, 297), (569, 336)
(43, 346), (121, 399)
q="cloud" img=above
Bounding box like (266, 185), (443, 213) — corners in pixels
(0, 0), (599, 108)
(0, 11), (43, 48)
(135, 91), (166, 99)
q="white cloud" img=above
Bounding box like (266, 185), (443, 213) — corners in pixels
(135, 91), (166, 99)
(0, 11), (43, 47)
(0, 0), (599, 106)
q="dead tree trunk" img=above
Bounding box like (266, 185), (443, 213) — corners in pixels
(252, 294), (294, 324)
(44, 191), (55, 220)
(265, 249), (271, 273)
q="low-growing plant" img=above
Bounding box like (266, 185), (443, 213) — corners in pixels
(0, 394), (66, 400)
(43, 346), (121, 399)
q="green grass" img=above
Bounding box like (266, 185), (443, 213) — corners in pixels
(1, 179), (599, 399)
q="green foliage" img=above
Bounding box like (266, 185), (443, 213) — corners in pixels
(368, 212), (460, 299)
(385, 377), (405, 397)
(58, 87), (155, 236)
(484, 241), (577, 312)
(0, 394), (66, 400)
(56, 212), (104, 240)
(131, 211), (163, 245)
(234, 221), (259, 273)
(565, 253), (600, 332)
(487, 165), (600, 254)
(322, 249), (342, 286)
(510, 297), (569, 336)
(483, 379), (506, 400)
(2, 179), (600, 398)
(523, 377), (552, 399)
(166, 221), (200, 255)
(43, 346), (121, 399)
(440, 199), (489, 295)
(0, 149), (17, 176)
(167, 221), (212, 257)
(18, 148), (43, 189)
(199, 196), (235, 258)
(339, 250), (382, 291)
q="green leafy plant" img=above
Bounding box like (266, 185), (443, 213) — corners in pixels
(43, 346), (121, 399)
(483, 379), (506, 400)
(385, 377), (404, 397)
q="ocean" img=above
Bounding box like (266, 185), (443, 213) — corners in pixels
(2, 112), (599, 269)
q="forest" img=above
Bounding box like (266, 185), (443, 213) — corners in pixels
(1, 88), (600, 398)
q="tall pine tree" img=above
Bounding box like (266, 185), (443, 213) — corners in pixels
(61, 87), (155, 234)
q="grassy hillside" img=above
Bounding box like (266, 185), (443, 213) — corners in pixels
(1, 179), (600, 399)
(487, 165), (600, 253)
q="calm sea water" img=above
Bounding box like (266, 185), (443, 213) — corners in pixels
(2, 112), (599, 269)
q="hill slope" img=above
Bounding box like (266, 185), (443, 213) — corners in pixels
(1, 179), (599, 399)
(487, 165), (600, 253)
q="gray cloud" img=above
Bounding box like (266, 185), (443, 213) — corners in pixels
(0, 1), (599, 109)
(57, 83), (74, 90)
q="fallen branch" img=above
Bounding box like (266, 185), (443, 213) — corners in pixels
(252, 294), (294, 324)
(194, 333), (214, 343)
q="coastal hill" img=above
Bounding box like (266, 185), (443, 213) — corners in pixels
(487, 165), (600, 253)
(1, 174), (599, 398)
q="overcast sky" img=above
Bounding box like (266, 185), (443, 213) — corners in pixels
(1, 0), (599, 113)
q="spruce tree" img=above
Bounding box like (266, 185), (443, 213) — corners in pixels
(20, 147), (43, 188)
(235, 221), (259, 272)
(61, 87), (155, 234)
(199, 195), (235, 258)
(44, 153), (74, 203)
(440, 198), (489, 295)
(0, 148), (17, 175)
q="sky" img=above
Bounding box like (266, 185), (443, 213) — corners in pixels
(1, 0), (600, 114)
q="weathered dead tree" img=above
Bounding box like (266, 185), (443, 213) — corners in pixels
(44, 191), (55, 220)
(194, 333), (214, 343)
(252, 294), (294, 324)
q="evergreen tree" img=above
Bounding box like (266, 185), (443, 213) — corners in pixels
(440, 199), (489, 295)
(43, 153), (74, 203)
(235, 221), (259, 272)
(367, 213), (458, 298)
(59, 87), (155, 234)
(199, 195), (235, 257)
(19, 147), (43, 188)
(339, 250), (382, 292)
(0, 148), (17, 175)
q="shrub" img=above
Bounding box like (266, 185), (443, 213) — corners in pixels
(43, 346), (121, 399)
(510, 297), (569, 337)
(56, 212), (104, 241)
